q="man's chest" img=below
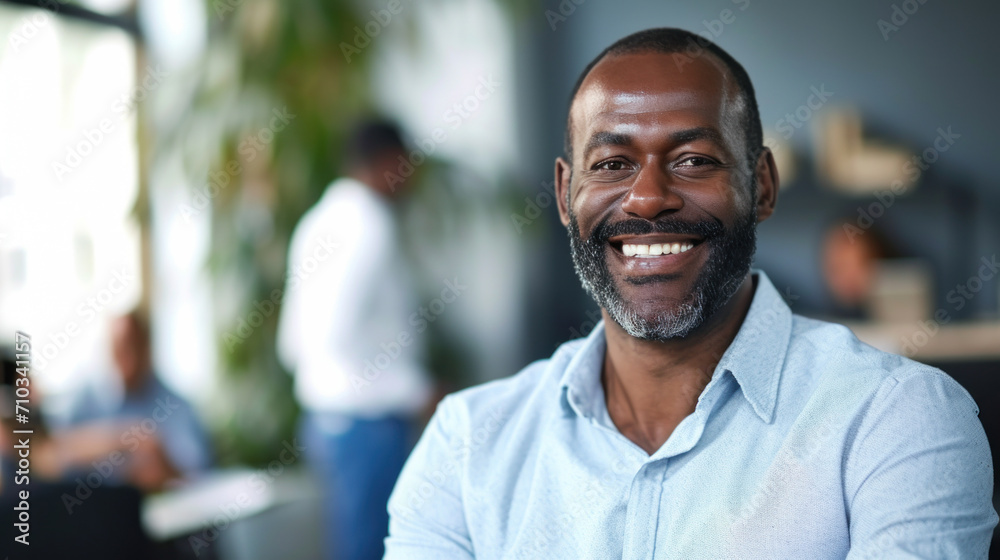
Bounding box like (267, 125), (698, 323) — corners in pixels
(464, 412), (852, 560)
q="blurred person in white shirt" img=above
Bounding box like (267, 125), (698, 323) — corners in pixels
(277, 120), (432, 560)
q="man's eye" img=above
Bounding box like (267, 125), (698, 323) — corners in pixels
(677, 156), (715, 167)
(595, 160), (628, 171)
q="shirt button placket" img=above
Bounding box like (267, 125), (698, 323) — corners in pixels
(621, 460), (666, 560)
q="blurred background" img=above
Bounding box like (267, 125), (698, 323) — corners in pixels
(0, 0), (997, 558)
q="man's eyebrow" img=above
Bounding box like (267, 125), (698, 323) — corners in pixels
(580, 127), (728, 161)
(670, 126), (726, 147)
(582, 131), (633, 161)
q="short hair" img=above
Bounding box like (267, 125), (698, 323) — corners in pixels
(345, 120), (405, 166)
(564, 28), (763, 172)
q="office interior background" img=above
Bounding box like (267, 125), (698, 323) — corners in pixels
(0, 0), (997, 557)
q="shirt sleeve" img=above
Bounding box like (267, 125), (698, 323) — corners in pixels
(159, 398), (213, 475)
(61, 382), (105, 426)
(276, 218), (306, 373)
(844, 369), (997, 559)
(385, 396), (474, 559)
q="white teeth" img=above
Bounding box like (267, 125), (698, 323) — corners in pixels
(621, 242), (696, 257)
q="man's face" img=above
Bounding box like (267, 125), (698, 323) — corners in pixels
(377, 148), (410, 195)
(557, 51), (774, 341)
(111, 317), (149, 389)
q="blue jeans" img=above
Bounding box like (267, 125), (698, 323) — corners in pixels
(300, 413), (415, 560)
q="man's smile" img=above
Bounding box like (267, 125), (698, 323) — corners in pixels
(620, 241), (696, 257)
(606, 233), (708, 276)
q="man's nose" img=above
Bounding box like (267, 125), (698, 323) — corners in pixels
(620, 164), (684, 220)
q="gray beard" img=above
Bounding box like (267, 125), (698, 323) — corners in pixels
(567, 208), (757, 341)
(601, 282), (706, 340)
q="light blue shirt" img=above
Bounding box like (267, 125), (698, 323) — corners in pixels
(385, 271), (996, 559)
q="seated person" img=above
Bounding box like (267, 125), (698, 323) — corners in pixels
(53, 311), (211, 490)
(822, 221), (900, 320)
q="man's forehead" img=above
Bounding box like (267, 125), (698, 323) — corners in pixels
(575, 90), (706, 118)
(569, 51), (736, 137)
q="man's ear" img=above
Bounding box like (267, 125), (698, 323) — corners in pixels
(555, 157), (572, 227)
(753, 147), (779, 223)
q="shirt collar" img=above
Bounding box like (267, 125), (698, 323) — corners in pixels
(558, 318), (607, 420)
(326, 177), (373, 199)
(716, 270), (792, 423)
(557, 270), (792, 424)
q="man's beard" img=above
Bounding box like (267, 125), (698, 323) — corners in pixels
(567, 205), (758, 341)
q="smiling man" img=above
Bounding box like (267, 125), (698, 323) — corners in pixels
(384, 28), (997, 559)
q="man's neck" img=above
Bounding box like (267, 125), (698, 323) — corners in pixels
(348, 170), (393, 200)
(601, 273), (756, 455)
(124, 368), (155, 397)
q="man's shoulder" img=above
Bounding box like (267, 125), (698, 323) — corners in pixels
(124, 376), (198, 420)
(786, 313), (978, 414)
(149, 376), (196, 407)
(291, 178), (391, 250)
